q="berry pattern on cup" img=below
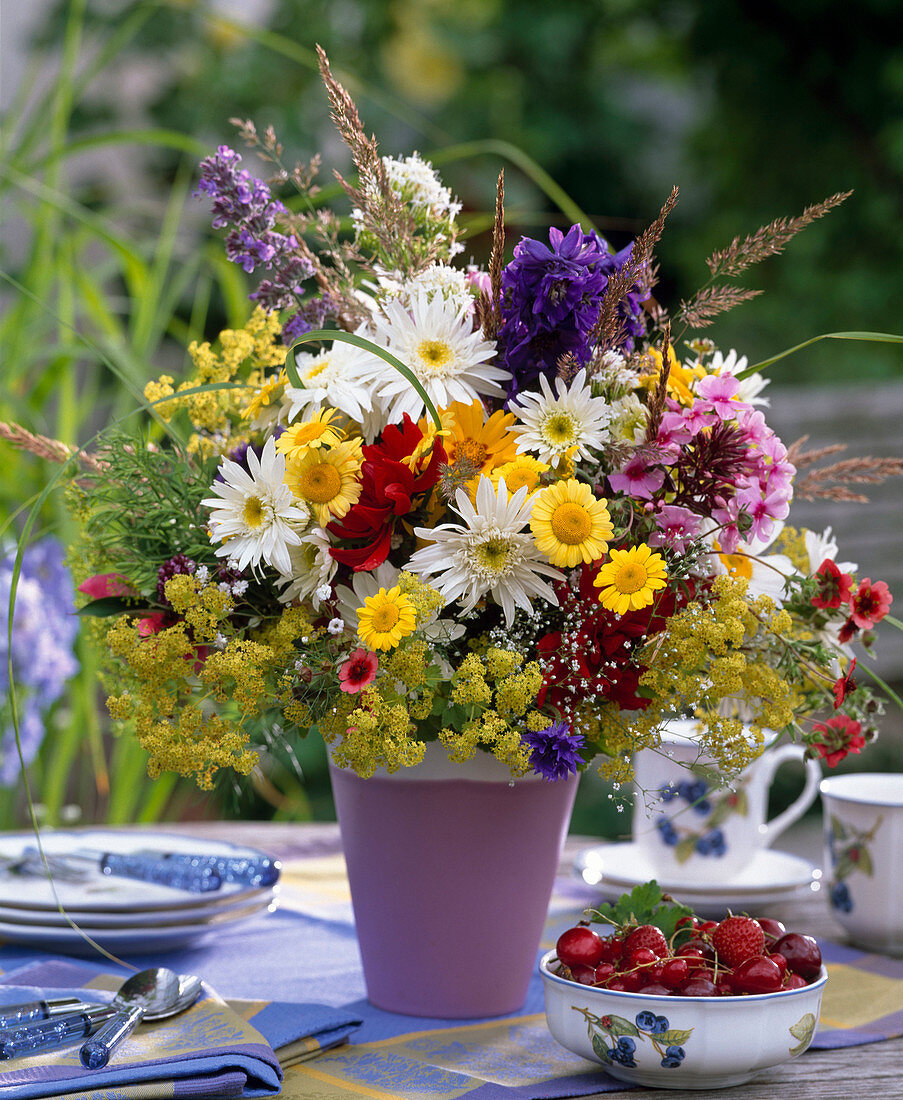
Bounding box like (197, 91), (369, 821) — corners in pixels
(653, 775), (749, 863)
(573, 1007), (693, 1069)
(826, 812), (882, 914)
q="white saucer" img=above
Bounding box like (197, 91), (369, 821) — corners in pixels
(575, 842), (822, 912)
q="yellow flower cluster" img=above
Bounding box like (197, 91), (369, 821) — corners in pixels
(320, 690), (426, 778)
(397, 571), (446, 624)
(637, 575), (803, 773)
(142, 307), (285, 455)
(164, 575), (233, 643)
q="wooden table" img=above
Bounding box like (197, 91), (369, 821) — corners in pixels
(103, 820), (903, 1099)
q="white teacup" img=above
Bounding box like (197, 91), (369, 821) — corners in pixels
(632, 719), (821, 884)
(821, 772), (903, 956)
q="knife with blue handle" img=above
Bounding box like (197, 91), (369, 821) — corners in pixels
(151, 851), (281, 887)
(0, 998), (98, 1029)
(22, 847), (222, 893)
(0, 1006), (114, 1059)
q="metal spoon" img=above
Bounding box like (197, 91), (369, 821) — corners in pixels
(77, 968), (181, 1069)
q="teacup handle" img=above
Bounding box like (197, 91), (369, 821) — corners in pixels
(758, 744), (821, 848)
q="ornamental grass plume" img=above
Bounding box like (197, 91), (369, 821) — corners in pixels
(8, 50), (901, 796)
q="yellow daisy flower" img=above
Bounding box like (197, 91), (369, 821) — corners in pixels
(639, 347), (705, 407)
(422, 399), (519, 485)
(276, 408), (345, 460)
(490, 455), (549, 498)
(241, 369), (286, 421)
(284, 439), (363, 526)
(356, 586), (418, 651)
(530, 479), (614, 568)
(593, 543), (668, 614)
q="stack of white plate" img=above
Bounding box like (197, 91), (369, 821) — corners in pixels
(0, 829), (279, 954)
(574, 841), (822, 918)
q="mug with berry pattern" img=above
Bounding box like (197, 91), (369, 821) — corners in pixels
(632, 719), (821, 884)
(820, 772), (903, 955)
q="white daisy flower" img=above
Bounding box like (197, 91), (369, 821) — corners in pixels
(275, 527), (338, 608)
(709, 348), (770, 406)
(510, 368), (612, 464)
(202, 437), (308, 576)
(804, 526), (857, 576)
(364, 291), (509, 423)
(281, 336), (377, 427)
(406, 475), (563, 627)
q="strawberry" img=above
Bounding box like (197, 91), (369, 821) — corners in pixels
(622, 923), (669, 959)
(711, 915), (766, 968)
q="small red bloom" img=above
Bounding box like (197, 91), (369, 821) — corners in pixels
(837, 617), (858, 644)
(811, 559), (854, 610)
(832, 658), (857, 709)
(339, 649), (379, 694)
(808, 714), (866, 768)
(849, 577), (893, 629)
(78, 572), (137, 599)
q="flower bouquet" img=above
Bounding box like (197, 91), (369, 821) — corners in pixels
(5, 49), (900, 1015)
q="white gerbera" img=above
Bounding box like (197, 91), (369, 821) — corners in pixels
(275, 527), (338, 608)
(364, 291), (509, 423)
(804, 526), (857, 576)
(281, 336), (377, 427)
(202, 437), (308, 576)
(406, 475), (563, 627)
(510, 368), (612, 464)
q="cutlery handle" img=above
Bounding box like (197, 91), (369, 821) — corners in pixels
(0, 998), (95, 1028)
(80, 1005), (144, 1069)
(100, 852), (222, 893)
(162, 853), (281, 887)
(0, 1008), (113, 1059)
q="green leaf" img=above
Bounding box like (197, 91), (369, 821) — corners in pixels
(831, 815), (849, 841)
(591, 1032), (613, 1062)
(605, 1014), (641, 1038)
(588, 880), (693, 940)
(834, 857), (856, 881)
(789, 1012), (817, 1056)
(675, 836), (698, 864)
(76, 596), (148, 618)
(856, 849), (874, 877)
(740, 331), (903, 377)
(658, 1028), (694, 1046)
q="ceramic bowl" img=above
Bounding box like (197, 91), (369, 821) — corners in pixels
(540, 950), (828, 1089)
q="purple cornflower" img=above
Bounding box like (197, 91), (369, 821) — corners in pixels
(196, 146), (316, 338)
(522, 721), (585, 781)
(498, 225), (647, 399)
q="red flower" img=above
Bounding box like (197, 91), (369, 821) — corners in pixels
(837, 617), (858, 644)
(328, 416), (446, 571)
(78, 572), (137, 599)
(536, 563), (688, 714)
(811, 559), (854, 610)
(808, 714), (866, 768)
(832, 658), (857, 709)
(849, 577), (893, 629)
(339, 649), (379, 693)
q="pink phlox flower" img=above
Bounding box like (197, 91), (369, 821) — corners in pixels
(648, 505), (701, 553)
(656, 407), (697, 448)
(696, 373), (743, 418)
(736, 483), (792, 544)
(849, 578), (893, 629)
(339, 648), (379, 693)
(711, 504), (742, 554)
(78, 572), (136, 599)
(607, 452), (666, 499)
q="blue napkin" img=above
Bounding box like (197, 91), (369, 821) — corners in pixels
(0, 958), (362, 1099)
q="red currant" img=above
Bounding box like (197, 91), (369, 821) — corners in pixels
(659, 957), (690, 990)
(556, 926), (605, 969)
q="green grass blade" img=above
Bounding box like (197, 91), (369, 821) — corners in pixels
(740, 331), (903, 377)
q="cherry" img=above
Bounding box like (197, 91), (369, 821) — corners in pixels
(681, 976), (718, 996)
(627, 947), (658, 969)
(597, 937), (625, 965)
(773, 933), (822, 981)
(730, 955), (784, 994)
(783, 973), (808, 990)
(682, 937), (716, 961)
(638, 982), (672, 995)
(569, 963), (598, 985)
(676, 946), (709, 971)
(659, 957), (690, 990)
(676, 916), (699, 930)
(556, 926), (605, 969)
(715, 976), (734, 996)
(756, 917), (786, 944)
(605, 976), (631, 992)
(619, 970), (644, 992)
(768, 951), (788, 978)
(697, 919), (719, 935)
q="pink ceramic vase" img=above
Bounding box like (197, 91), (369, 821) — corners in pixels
(330, 743), (578, 1018)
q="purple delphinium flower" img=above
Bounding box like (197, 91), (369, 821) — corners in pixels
(196, 145), (317, 341)
(1, 538), (79, 784)
(522, 721), (585, 781)
(498, 225), (647, 400)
